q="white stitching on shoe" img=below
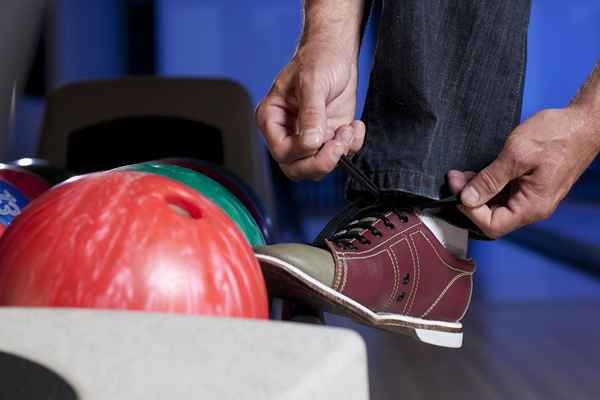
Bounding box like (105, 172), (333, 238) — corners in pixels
(421, 273), (469, 319)
(414, 230), (475, 274)
(407, 236), (421, 316)
(339, 247), (395, 261)
(404, 238), (418, 315)
(339, 256), (349, 292)
(457, 276), (473, 321)
(331, 246), (344, 291)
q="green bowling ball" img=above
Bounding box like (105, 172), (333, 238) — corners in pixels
(120, 162), (266, 247)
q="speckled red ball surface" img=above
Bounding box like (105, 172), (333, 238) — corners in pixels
(0, 171), (268, 319)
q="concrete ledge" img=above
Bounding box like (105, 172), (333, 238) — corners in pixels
(0, 308), (368, 399)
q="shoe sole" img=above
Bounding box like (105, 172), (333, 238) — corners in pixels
(257, 253), (463, 349)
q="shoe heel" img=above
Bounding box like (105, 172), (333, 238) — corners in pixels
(415, 328), (463, 348)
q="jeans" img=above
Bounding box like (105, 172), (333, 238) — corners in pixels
(349, 0), (532, 201)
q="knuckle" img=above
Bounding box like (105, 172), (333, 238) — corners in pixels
(512, 154), (530, 172)
(530, 208), (545, 221)
(504, 136), (521, 151)
(298, 67), (318, 85)
(537, 202), (556, 221)
(255, 103), (267, 129)
(269, 145), (288, 164)
(298, 69), (327, 98)
(510, 150), (531, 172)
(281, 165), (300, 182)
(270, 151), (285, 164)
(485, 227), (503, 240)
(521, 209), (538, 225)
(527, 209), (545, 223)
(508, 139), (548, 176)
(272, 79), (287, 95)
(300, 106), (322, 122)
(477, 170), (501, 194)
(314, 160), (333, 176)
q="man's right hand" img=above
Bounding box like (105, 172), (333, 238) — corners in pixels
(256, 43), (365, 181)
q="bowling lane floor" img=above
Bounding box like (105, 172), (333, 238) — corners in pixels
(326, 301), (600, 400)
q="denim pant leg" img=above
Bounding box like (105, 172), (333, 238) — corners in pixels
(349, 0), (532, 201)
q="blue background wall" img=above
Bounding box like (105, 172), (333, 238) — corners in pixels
(155, 0), (376, 118)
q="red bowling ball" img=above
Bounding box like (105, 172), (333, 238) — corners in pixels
(0, 171), (268, 319)
(0, 163), (51, 199)
(0, 179), (31, 237)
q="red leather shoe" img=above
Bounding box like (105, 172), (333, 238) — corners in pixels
(256, 202), (475, 348)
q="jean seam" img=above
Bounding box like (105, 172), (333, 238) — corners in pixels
(347, 168), (442, 200)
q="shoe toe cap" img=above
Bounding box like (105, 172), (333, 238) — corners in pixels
(254, 243), (335, 287)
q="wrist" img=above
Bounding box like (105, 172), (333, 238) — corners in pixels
(295, 39), (358, 67)
(299, 30), (361, 60)
(566, 103), (600, 152)
(300, 1), (363, 59)
(570, 60), (600, 146)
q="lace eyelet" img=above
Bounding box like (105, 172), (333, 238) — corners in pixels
(359, 237), (371, 245)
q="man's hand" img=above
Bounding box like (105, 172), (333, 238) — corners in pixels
(256, 0), (367, 181)
(448, 106), (600, 238)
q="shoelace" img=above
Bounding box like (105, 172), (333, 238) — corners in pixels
(339, 155), (461, 209)
(329, 206), (410, 250)
(314, 156), (461, 249)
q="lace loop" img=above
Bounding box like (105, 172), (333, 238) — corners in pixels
(313, 155), (464, 248)
(329, 205), (410, 248)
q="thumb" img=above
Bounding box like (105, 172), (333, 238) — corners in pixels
(461, 152), (524, 207)
(297, 76), (328, 150)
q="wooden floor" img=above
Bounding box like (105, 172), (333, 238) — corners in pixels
(327, 302), (600, 400)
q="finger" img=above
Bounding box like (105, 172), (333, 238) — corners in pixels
(461, 151), (528, 208)
(256, 99), (300, 162)
(447, 170), (468, 195)
(297, 72), (328, 151)
(465, 171), (477, 180)
(348, 120), (366, 154)
(447, 170), (476, 194)
(456, 203), (523, 239)
(279, 124), (337, 163)
(280, 129), (351, 181)
(336, 124), (355, 149)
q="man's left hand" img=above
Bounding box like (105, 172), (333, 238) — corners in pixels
(447, 106), (600, 239)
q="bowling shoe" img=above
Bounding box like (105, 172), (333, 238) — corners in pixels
(255, 198), (475, 349)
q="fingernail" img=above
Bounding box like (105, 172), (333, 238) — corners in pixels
(301, 129), (322, 148)
(340, 130), (353, 145)
(461, 186), (479, 206)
